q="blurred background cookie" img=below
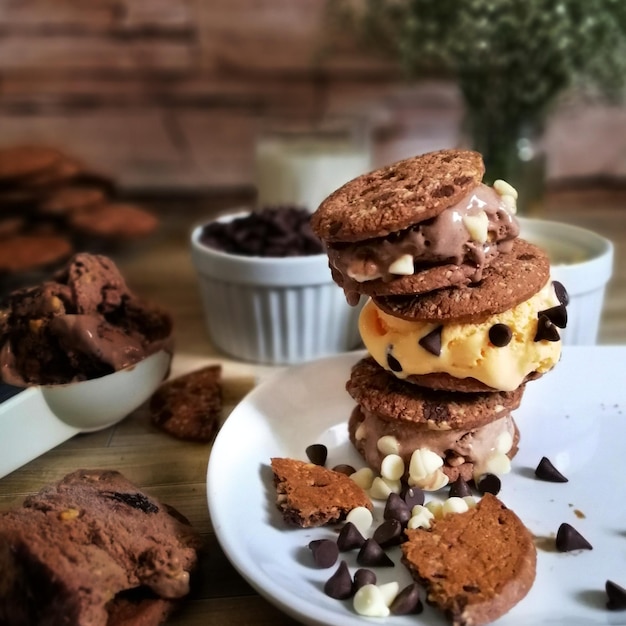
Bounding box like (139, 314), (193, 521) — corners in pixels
(0, 143), (159, 295)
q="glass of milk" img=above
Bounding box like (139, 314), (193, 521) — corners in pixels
(254, 116), (372, 212)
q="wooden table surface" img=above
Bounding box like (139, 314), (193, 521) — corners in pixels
(0, 187), (624, 625)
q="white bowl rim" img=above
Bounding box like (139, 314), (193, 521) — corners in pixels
(518, 216), (614, 294)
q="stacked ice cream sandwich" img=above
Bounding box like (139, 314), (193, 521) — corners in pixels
(311, 149), (568, 490)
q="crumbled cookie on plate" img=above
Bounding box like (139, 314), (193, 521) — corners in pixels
(271, 457), (372, 528)
(150, 365), (222, 442)
(401, 493), (536, 626)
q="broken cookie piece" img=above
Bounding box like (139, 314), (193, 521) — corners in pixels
(150, 365), (222, 442)
(270, 458), (372, 528)
(401, 493), (536, 626)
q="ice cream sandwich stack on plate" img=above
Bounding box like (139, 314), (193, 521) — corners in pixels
(311, 149), (569, 491)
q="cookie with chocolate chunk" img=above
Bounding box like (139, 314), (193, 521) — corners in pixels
(347, 357), (524, 429)
(150, 365), (222, 442)
(271, 457), (372, 527)
(0, 469), (201, 626)
(401, 493), (536, 626)
(310, 150), (520, 303)
(373, 239), (550, 323)
(311, 150), (485, 242)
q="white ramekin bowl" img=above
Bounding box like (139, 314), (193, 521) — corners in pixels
(190, 213), (363, 364)
(518, 217), (614, 345)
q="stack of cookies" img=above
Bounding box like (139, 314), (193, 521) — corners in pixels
(0, 144), (158, 284)
(311, 149), (568, 490)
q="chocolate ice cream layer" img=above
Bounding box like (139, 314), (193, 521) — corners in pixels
(349, 405), (518, 482)
(327, 184), (518, 284)
(0, 253), (172, 385)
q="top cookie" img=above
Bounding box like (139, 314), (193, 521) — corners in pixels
(310, 149), (484, 243)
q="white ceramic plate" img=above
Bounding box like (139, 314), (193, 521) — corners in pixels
(207, 346), (626, 626)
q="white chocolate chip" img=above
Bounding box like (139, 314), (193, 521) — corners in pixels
(442, 496), (470, 515)
(380, 454), (404, 481)
(462, 211), (489, 243)
(369, 476), (400, 500)
(346, 506), (373, 535)
(484, 452), (512, 476)
(425, 500), (444, 520)
(379, 581), (400, 607)
(500, 193), (517, 215)
(350, 467), (375, 490)
(355, 422), (367, 441)
(411, 469), (449, 491)
(408, 449), (448, 490)
(408, 448), (443, 481)
(494, 179), (519, 199)
(353, 584), (390, 617)
(495, 431), (514, 454)
(349, 271), (383, 283)
(407, 505), (434, 529)
(377, 435), (400, 456)
(388, 253), (415, 276)
(463, 496), (477, 509)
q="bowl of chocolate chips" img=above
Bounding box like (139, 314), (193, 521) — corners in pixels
(191, 206), (363, 364)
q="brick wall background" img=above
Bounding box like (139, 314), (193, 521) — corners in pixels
(1, 0), (625, 193)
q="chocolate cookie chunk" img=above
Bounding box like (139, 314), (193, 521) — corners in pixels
(0, 469), (201, 626)
(373, 239), (550, 323)
(150, 365), (222, 442)
(271, 457), (372, 528)
(311, 149), (484, 243)
(346, 357), (524, 429)
(402, 493), (536, 626)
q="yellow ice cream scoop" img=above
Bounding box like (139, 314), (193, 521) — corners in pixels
(360, 281), (564, 392)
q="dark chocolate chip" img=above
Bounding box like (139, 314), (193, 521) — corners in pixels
(357, 539), (395, 567)
(103, 491), (159, 514)
(305, 443), (327, 466)
(476, 473), (501, 495)
(390, 583), (423, 615)
(556, 523), (593, 552)
(535, 456), (568, 483)
(386, 347), (403, 372)
(449, 477), (472, 498)
(324, 560), (353, 599)
(553, 281), (570, 306)
(488, 323), (512, 347)
(419, 325), (443, 356)
(402, 485), (425, 508)
(200, 205), (324, 257)
(384, 492), (411, 525)
(308, 539), (339, 568)
(352, 568), (376, 592)
(372, 519), (403, 548)
(534, 314), (561, 342)
(332, 463), (356, 476)
(539, 304), (568, 329)
(337, 522), (366, 551)
(606, 580), (626, 610)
